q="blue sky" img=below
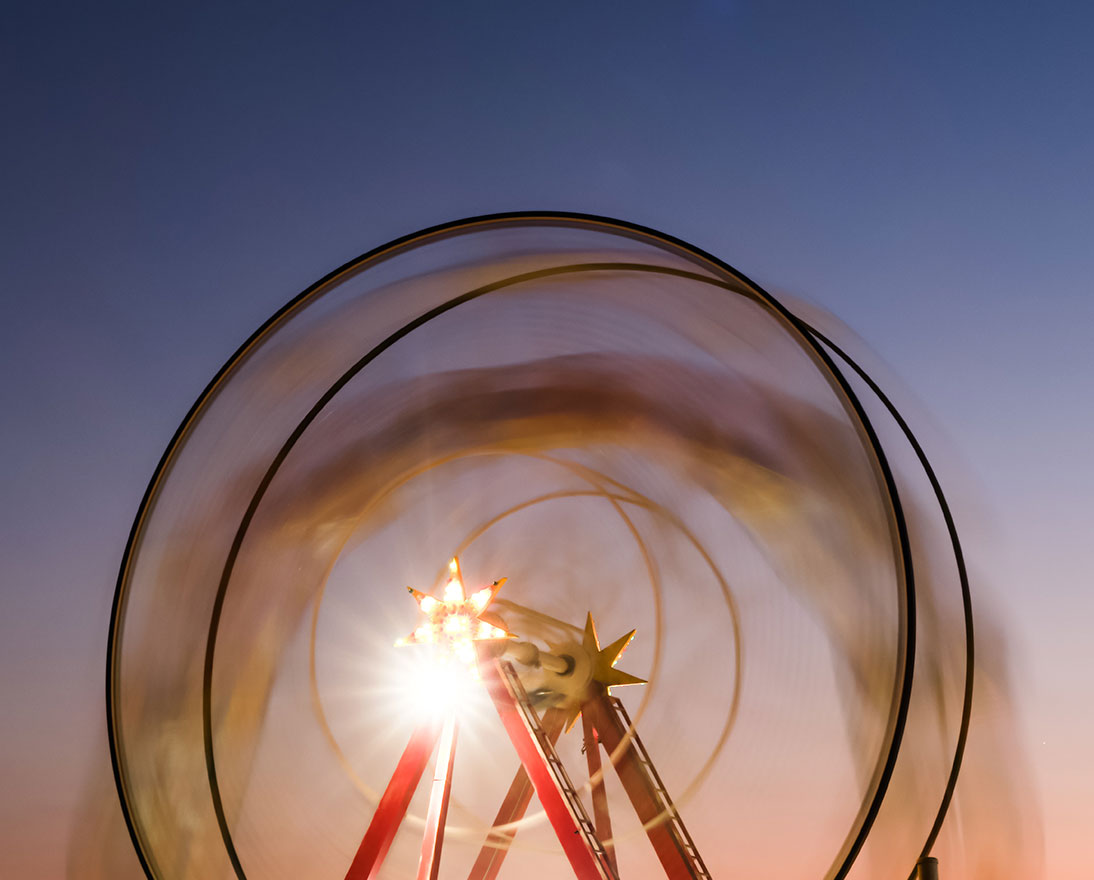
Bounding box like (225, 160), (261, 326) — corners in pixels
(2, 2), (1091, 876)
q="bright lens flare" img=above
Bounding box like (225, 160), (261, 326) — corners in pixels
(399, 650), (481, 719)
(396, 558), (512, 700)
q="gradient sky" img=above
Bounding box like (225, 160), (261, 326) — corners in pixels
(2, 1), (1091, 877)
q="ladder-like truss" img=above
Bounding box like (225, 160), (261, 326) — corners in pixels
(600, 695), (712, 880)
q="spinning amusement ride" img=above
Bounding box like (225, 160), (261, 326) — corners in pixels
(107, 215), (972, 880)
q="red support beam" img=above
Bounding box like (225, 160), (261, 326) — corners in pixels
(417, 714), (458, 880)
(582, 706), (618, 876)
(588, 691), (696, 880)
(345, 719), (442, 880)
(478, 659), (612, 880)
(467, 708), (567, 880)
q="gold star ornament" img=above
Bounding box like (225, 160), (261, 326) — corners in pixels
(583, 612), (647, 691)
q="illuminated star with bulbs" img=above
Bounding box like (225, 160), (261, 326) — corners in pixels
(396, 557), (513, 674)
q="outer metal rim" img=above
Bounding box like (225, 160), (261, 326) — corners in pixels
(800, 326), (974, 873)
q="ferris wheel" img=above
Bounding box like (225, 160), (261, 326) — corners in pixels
(107, 214), (971, 880)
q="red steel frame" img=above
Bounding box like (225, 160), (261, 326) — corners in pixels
(343, 713), (459, 880)
(476, 658), (614, 880)
(417, 714), (458, 880)
(466, 707), (567, 880)
(584, 691), (700, 880)
(344, 660), (707, 880)
(582, 706), (618, 876)
(344, 719), (442, 880)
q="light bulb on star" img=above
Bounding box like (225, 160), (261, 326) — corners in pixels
(395, 557), (513, 681)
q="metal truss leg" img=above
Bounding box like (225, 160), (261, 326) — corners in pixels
(467, 708), (567, 880)
(588, 692), (697, 880)
(417, 714), (458, 880)
(345, 719), (442, 880)
(582, 707), (618, 876)
(479, 658), (613, 880)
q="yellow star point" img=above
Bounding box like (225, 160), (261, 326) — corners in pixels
(583, 612), (647, 692)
